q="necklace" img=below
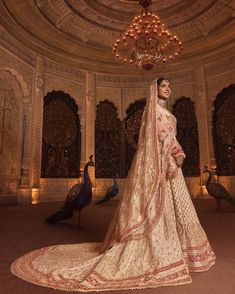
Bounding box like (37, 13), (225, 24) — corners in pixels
(157, 97), (167, 108)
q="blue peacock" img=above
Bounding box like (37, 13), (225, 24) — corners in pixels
(203, 166), (235, 210)
(45, 155), (94, 226)
(96, 174), (119, 204)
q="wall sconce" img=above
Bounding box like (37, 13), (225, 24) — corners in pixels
(31, 188), (40, 204)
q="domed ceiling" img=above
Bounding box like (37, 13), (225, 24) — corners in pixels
(0, 0), (234, 74)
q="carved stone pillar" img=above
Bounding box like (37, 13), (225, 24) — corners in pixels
(19, 114), (28, 188)
(194, 67), (211, 170)
(194, 67), (211, 197)
(30, 55), (45, 199)
(18, 111), (31, 204)
(85, 72), (96, 185)
(120, 88), (126, 178)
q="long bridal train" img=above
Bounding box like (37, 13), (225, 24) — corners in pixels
(10, 168), (215, 292)
(11, 80), (215, 292)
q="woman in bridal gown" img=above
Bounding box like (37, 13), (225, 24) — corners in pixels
(11, 78), (215, 292)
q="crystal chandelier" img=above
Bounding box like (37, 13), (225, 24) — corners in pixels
(112, 0), (183, 70)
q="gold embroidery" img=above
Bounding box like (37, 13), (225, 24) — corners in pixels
(11, 82), (215, 291)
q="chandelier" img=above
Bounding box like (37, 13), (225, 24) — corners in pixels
(112, 0), (183, 70)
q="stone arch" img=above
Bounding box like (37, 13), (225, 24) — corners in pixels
(0, 67), (30, 99)
(95, 100), (122, 178)
(0, 68), (32, 190)
(0, 69), (26, 194)
(41, 90), (81, 178)
(125, 98), (146, 176)
(212, 84), (235, 175)
(172, 96), (200, 176)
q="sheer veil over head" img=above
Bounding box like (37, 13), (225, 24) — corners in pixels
(102, 78), (173, 250)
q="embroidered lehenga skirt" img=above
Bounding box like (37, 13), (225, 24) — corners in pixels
(11, 169), (215, 292)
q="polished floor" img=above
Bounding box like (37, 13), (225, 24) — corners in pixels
(1, 199), (235, 294)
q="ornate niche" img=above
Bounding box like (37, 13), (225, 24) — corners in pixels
(172, 97), (200, 176)
(0, 70), (22, 193)
(41, 91), (81, 178)
(125, 98), (146, 176)
(213, 84), (235, 175)
(95, 100), (122, 178)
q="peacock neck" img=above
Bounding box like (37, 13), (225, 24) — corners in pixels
(205, 170), (212, 187)
(83, 164), (91, 186)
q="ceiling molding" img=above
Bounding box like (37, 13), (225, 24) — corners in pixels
(0, 0), (234, 75)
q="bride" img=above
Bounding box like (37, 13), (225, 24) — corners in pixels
(11, 78), (215, 292)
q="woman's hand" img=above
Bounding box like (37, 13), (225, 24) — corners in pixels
(171, 142), (185, 168)
(175, 155), (185, 167)
(167, 156), (178, 179)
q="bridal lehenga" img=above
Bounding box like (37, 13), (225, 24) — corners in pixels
(11, 80), (215, 292)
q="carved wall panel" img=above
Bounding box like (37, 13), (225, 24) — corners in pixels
(169, 82), (195, 108)
(96, 87), (121, 117)
(0, 47), (33, 97)
(45, 73), (85, 165)
(95, 100), (122, 178)
(173, 97), (200, 176)
(41, 91), (81, 178)
(213, 84), (235, 175)
(0, 70), (22, 192)
(125, 98), (146, 176)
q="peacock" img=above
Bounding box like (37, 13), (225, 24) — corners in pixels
(96, 174), (119, 205)
(203, 166), (235, 211)
(45, 155), (95, 227)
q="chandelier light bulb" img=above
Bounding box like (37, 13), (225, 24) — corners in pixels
(112, 0), (183, 70)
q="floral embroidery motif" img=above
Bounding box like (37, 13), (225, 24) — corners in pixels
(11, 93), (215, 292)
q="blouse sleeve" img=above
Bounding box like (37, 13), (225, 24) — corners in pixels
(156, 110), (185, 157)
(171, 138), (186, 160)
(156, 109), (185, 177)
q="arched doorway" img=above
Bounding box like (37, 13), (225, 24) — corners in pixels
(41, 91), (81, 178)
(172, 97), (200, 176)
(213, 84), (235, 175)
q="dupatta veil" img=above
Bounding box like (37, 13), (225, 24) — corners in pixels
(102, 78), (177, 250)
(11, 78), (215, 292)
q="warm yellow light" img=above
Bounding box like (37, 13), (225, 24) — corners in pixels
(201, 185), (209, 197)
(32, 188), (40, 204)
(112, 1), (182, 70)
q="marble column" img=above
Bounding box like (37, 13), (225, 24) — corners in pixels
(119, 88), (126, 178)
(194, 67), (211, 197)
(18, 111), (32, 204)
(85, 72), (96, 187)
(194, 67), (211, 169)
(30, 55), (45, 201)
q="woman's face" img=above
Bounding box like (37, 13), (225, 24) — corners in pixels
(158, 80), (171, 100)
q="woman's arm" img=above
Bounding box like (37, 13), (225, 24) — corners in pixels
(170, 140), (186, 167)
(156, 110), (185, 178)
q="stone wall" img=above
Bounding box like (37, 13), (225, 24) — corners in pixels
(0, 46), (33, 204)
(0, 39), (234, 204)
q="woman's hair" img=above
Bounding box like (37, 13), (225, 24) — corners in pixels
(157, 77), (169, 86)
